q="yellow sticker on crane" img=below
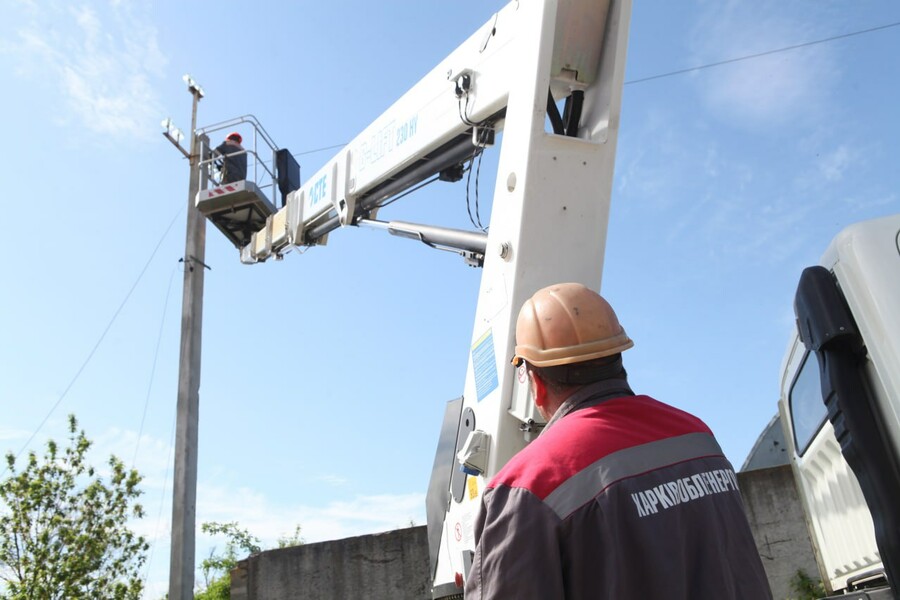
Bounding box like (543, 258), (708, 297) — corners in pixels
(468, 475), (479, 500)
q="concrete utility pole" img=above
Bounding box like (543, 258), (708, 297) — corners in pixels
(167, 75), (209, 600)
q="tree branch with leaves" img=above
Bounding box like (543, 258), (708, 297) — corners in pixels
(196, 521), (304, 600)
(0, 415), (148, 600)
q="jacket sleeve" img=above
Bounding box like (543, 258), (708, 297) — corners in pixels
(465, 486), (564, 599)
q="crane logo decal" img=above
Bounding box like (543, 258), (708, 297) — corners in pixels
(308, 174), (328, 208)
(359, 114), (419, 172)
(395, 115), (417, 146)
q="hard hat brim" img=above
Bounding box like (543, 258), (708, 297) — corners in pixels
(512, 333), (633, 368)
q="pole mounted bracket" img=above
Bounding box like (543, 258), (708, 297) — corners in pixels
(163, 131), (191, 159)
(180, 255), (212, 272)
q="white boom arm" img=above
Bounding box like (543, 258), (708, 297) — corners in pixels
(229, 0), (632, 596)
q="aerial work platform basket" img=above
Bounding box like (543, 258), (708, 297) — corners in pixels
(196, 180), (277, 249)
(194, 115), (300, 249)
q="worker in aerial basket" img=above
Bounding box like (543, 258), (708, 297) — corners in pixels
(464, 282), (772, 599)
(214, 131), (247, 183)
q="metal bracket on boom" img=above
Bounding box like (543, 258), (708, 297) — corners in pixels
(332, 152), (359, 227)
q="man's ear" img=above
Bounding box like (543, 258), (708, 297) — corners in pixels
(529, 369), (547, 408)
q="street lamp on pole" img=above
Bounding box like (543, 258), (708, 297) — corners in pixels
(167, 73), (209, 600)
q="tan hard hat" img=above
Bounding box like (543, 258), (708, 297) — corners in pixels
(512, 283), (633, 367)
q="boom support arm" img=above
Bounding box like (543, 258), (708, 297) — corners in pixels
(219, 1), (633, 596)
(427, 1), (633, 595)
(239, 0), (623, 265)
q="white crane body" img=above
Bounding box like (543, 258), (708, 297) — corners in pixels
(197, 0), (632, 595)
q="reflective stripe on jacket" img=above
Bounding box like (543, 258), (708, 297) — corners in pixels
(464, 381), (771, 600)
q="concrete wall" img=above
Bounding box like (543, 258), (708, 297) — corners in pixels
(233, 466), (818, 600)
(231, 526), (431, 600)
(738, 464), (821, 599)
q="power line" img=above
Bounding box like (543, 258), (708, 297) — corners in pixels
(10, 18), (892, 473)
(3, 207), (184, 477)
(132, 262), (181, 469)
(142, 411), (178, 591)
(293, 143), (346, 157)
(288, 21), (900, 163)
(625, 21), (900, 86)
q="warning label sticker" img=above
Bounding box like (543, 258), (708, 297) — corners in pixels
(462, 509), (475, 545)
(467, 475), (479, 500)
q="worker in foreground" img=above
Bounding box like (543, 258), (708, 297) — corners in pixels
(464, 283), (771, 599)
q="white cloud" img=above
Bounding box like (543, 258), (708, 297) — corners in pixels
(616, 109), (823, 267)
(3, 0), (168, 141)
(844, 191), (897, 213)
(0, 428), (31, 442)
(689, 1), (839, 126)
(789, 141), (868, 200)
(88, 426), (427, 544)
(87, 426), (427, 598)
(317, 473), (350, 486)
(137, 488), (426, 598)
(818, 145), (854, 182)
(93, 426), (174, 482)
(195, 484), (425, 545)
(615, 109), (685, 207)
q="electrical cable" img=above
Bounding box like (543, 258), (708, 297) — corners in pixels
(464, 149), (482, 230)
(455, 78), (491, 232)
(625, 21), (900, 86)
(458, 93), (479, 127)
(474, 146), (487, 231)
(464, 135), (490, 232)
(141, 410), (178, 591)
(452, 21), (900, 230)
(131, 262), (180, 470)
(295, 21), (900, 161)
(292, 143), (347, 158)
(2, 206), (184, 477)
(13, 17), (892, 474)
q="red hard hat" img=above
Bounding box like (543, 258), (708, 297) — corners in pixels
(227, 132), (242, 143)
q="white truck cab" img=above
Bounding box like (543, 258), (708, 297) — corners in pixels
(779, 214), (900, 598)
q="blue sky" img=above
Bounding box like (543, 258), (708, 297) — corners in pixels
(1, 0), (899, 596)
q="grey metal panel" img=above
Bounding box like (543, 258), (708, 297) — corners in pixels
(426, 398), (464, 581)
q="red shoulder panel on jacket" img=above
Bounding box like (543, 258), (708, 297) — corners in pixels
(488, 395), (712, 500)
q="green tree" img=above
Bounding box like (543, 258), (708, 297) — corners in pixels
(196, 521), (303, 600)
(0, 415), (148, 600)
(196, 522), (261, 600)
(276, 524), (305, 549)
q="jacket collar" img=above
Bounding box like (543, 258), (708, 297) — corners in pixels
(542, 378), (634, 433)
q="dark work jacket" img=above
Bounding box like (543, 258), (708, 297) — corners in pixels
(465, 380), (772, 600)
(215, 140), (247, 183)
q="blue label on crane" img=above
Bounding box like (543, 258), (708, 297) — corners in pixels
(472, 330), (499, 402)
(308, 173), (328, 207)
